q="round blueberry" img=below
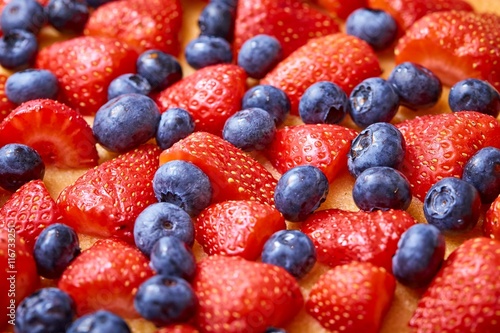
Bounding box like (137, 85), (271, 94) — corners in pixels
(274, 165), (329, 222)
(242, 84), (290, 125)
(0, 143), (45, 192)
(66, 310), (131, 333)
(0, 29), (38, 70)
(462, 147), (500, 203)
(47, 0), (89, 33)
(85, 0), (114, 8)
(93, 93), (161, 153)
(198, 1), (234, 40)
(222, 107), (276, 151)
(392, 224), (445, 288)
(150, 236), (196, 281)
(107, 73), (151, 100)
(184, 35), (232, 70)
(237, 34), (283, 79)
(156, 108), (195, 150)
(1, 0), (47, 35)
(448, 78), (500, 117)
(153, 160), (212, 217)
(210, 0), (237, 10)
(423, 177), (481, 233)
(299, 81), (350, 124)
(5, 69), (59, 104)
(136, 50), (183, 92)
(346, 8), (397, 51)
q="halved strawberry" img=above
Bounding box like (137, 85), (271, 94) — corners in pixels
(0, 99), (99, 168)
(315, 0), (367, 20)
(484, 194), (500, 239)
(0, 74), (15, 122)
(156, 325), (200, 333)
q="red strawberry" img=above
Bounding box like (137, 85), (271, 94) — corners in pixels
(301, 209), (417, 270)
(154, 64), (246, 135)
(264, 124), (358, 182)
(395, 11), (500, 90)
(409, 237), (500, 332)
(35, 36), (138, 115)
(84, 0), (182, 55)
(58, 238), (155, 317)
(57, 144), (160, 244)
(196, 200), (286, 260)
(193, 255), (304, 332)
(396, 111), (500, 201)
(233, 0), (340, 58)
(261, 33), (381, 114)
(315, 0), (367, 20)
(159, 132), (277, 206)
(306, 261), (396, 333)
(0, 74), (15, 122)
(484, 195), (500, 239)
(156, 325), (200, 333)
(0, 99), (99, 168)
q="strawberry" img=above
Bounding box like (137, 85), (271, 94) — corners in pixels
(261, 33), (381, 115)
(156, 325), (200, 333)
(0, 74), (15, 122)
(306, 261), (396, 333)
(396, 111), (500, 201)
(315, 0), (367, 20)
(84, 0), (182, 55)
(58, 238), (155, 318)
(35, 36), (138, 115)
(301, 209), (417, 270)
(57, 144), (160, 244)
(193, 255), (303, 332)
(154, 64), (247, 135)
(0, 99), (99, 168)
(409, 237), (500, 332)
(484, 194), (500, 239)
(264, 124), (358, 182)
(196, 200), (286, 260)
(395, 11), (500, 90)
(159, 132), (277, 206)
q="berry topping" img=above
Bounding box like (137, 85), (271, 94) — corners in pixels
(5, 69), (59, 105)
(184, 35), (233, 70)
(237, 34), (283, 79)
(448, 78), (500, 117)
(107, 74), (152, 100)
(156, 108), (195, 150)
(485, 194), (500, 239)
(299, 81), (350, 125)
(0, 143), (44, 192)
(346, 8), (397, 51)
(136, 50), (183, 92)
(0, 29), (38, 70)
(462, 147), (500, 203)
(198, 1), (235, 40)
(1, 0), (47, 35)
(241, 84), (290, 125)
(46, 0), (90, 33)
(67, 310), (131, 333)
(150, 236), (196, 281)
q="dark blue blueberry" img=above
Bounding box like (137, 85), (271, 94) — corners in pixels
(210, 0), (237, 10)
(423, 177), (481, 233)
(66, 310), (131, 333)
(448, 78), (500, 117)
(274, 165), (329, 222)
(237, 34), (283, 79)
(0, 143), (44, 192)
(156, 108), (195, 150)
(134, 275), (197, 327)
(184, 35), (232, 70)
(388, 62), (442, 110)
(133, 202), (195, 256)
(5, 69), (59, 104)
(345, 8), (397, 51)
(198, 1), (234, 40)
(261, 230), (316, 279)
(298, 81), (350, 124)
(352, 166), (412, 211)
(107, 73), (152, 100)
(136, 50), (183, 92)
(222, 107), (276, 151)
(33, 223), (81, 279)
(153, 160), (212, 217)
(242, 84), (290, 125)
(349, 77), (400, 128)
(347, 122), (406, 178)
(462, 147), (500, 203)
(85, 0), (115, 8)
(0, 29), (38, 70)
(47, 0), (89, 33)
(150, 236), (196, 281)
(392, 224), (445, 288)
(15, 287), (75, 333)
(93, 93), (161, 153)
(1, 0), (47, 35)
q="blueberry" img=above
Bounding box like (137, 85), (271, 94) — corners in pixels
(274, 165), (329, 222)
(1, 0), (47, 35)
(134, 275), (197, 327)
(210, 0), (237, 10)
(33, 223), (81, 279)
(261, 230), (316, 279)
(242, 85), (290, 125)
(66, 310), (131, 333)
(150, 236), (196, 281)
(156, 108), (195, 150)
(198, 1), (234, 40)
(222, 107), (276, 151)
(448, 78), (500, 117)
(462, 147), (500, 203)
(184, 35), (232, 70)
(237, 34), (283, 79)
(349, 77), (400, 128)
(423, 177), (481, 232)
(107, 73), (152, 100)
(0, 143), (45, 192)
(85, 0), (115, 8)
(392, 224), (445, 288)
(298, 81), (350, 124)
(47, 0), (89, 33)
(93, 93), (161, 153)
(0, 29), (38, 70)
(388, 62), (442, 110)
(133, 202), (195, 256)
(15, 287), (75, 333)
(136, 50), (183, 92)
(153, 160), (212, 217)
(345, 8), (397, 51)
(5, 69), (59, 104)
(347, 122), (406, 178)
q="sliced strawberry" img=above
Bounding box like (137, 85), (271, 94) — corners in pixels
(315, 0), (367, 20)
(306, 261), (396, 333)
(156, 325), (200, 333)
(193, 255), (303, 332)
(0, 74), (15, 122)
(484, 194), (500, 239)
(57, 144), (160, 244)
(264, 124), (358, 182)
(0, 99), (99, 168)
(409, 237), (500, 332)
(159, 132), (277, 206)
(58, 238), (155, 318)
(261, 33), (381, 114)
(396, 111), (500, 201)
